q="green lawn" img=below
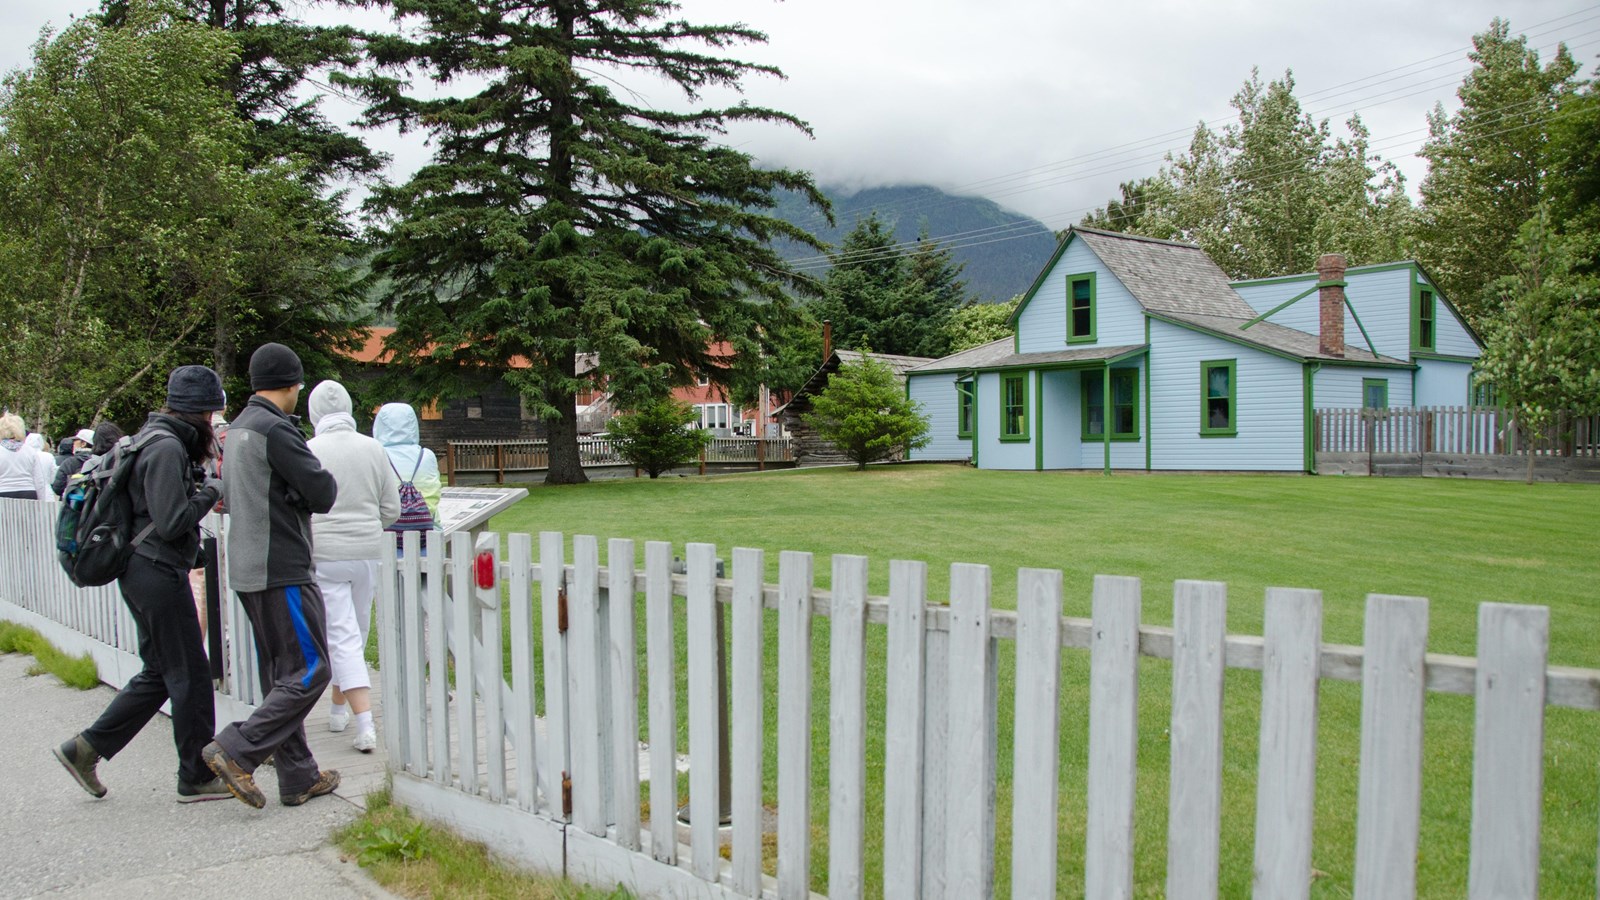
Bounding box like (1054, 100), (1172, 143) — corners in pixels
(476, 464), (1599, 897)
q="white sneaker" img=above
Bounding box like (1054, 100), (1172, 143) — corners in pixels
(353, 728), (377, 753)
(328, 707), (350, 733)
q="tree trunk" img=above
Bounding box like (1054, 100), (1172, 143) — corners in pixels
(544, 350), (589, 485)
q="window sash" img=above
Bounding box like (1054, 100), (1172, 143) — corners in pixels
(1083, 369), (1137, 439)
(957, 382), (974, 437)
(1363, 378), (1388, 409)
(1001, 374), (1027, 439)
(1200, 360), (1237, 436)
(1067, 273), (1096, 343)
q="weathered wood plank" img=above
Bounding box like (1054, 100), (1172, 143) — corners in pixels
(777, 550), (814, 900)
(539, 531), (569, 818)
(920, 625), (949, 900)
(476, 535), (506, 802)
(424, 539), (447, 783)
(1011, 568), (1063, 900)
(1166, 580), (1226, 900)
(729, 547), (765, 897)
(945, 563), (994, 899)
(450, 531), (479, 795)
(1252, 587), (1322, 900)
(1468, 603), (1548, 899)
(376, 551), (402, 761)
(883, 559), (928, 900)
(608, 538), (641, 851)
(402, 531), (427, 775)
(828, 555), (869, 900)
(686, 542), (722, 883)
(1087, 574), (1141, 900)
(645, 540), (678, 865)
(570, 534), (605, 835)
(508, 532), (536, 810)
(1353, 594), (1428, 900)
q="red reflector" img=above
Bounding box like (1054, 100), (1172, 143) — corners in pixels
(475, 551), (496, 590)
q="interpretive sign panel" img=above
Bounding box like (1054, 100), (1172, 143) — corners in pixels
(438, 486), (528, 535)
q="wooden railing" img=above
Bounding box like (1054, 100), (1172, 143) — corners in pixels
(1315, 406), (1600, 457)
(373, 529), (1600, 898)
(447, 436), (795, 482)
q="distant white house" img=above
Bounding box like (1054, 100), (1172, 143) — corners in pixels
(906, 226), (1483, 472)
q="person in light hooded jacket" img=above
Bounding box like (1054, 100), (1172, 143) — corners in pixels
(0, 413), (56, 500)
(307, 382), (401, 753)
(371, 403), (441, 551)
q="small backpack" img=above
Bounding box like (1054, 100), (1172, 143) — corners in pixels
(56, 431), (171, 587)
(386, 454), (434, 550)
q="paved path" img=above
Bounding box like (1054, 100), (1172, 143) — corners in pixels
(0, 652), (401, 900)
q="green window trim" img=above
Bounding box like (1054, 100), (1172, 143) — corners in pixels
(1200, 359), (1237, 437)
(1081, 368), (1139, 441)
(999, 372), (1030, 441)
(1413, 284), (1437, 353)
(956, 381), (975, 439)
(1362, 378), (1389, 409)
(1066, 272), (1097, 345)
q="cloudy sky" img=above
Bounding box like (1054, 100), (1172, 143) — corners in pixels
(3, 0), (1597, 234)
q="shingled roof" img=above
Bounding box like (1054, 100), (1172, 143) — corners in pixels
(1153, 312), (1409, 365)
(1071, 227), (1259, 319)
(908, 339), (1146, 374)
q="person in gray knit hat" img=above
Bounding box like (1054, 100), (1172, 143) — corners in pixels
(203, 343), (341, 808)
(53, 365), (231, 803)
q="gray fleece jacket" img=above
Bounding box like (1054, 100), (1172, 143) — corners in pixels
(224, 394), (338, 592)
(306, 382), (401, 563)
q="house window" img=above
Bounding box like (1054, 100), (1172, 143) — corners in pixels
(1363, 378), (1389, 409)
(1200, 360), (1237, 437)
(956, 381), (975, 438)
(1416, 287), (1436, 352)
(1082, 368), (1138, 440)
(1000, 373), (1028, 441)
(694, 403), (731, 430)
(1067, 273), (1096, 344)
(1470, 373), (1497, 407)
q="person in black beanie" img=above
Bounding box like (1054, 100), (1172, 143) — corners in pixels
(203, 343), (342, 808)
(53, 365), (232, 803)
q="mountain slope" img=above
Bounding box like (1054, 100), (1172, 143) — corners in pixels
(769, 185), (1058, 303)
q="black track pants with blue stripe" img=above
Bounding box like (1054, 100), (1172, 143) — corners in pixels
(215, 583), (332, 798)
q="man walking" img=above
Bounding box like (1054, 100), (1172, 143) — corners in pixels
(203, 343), (340, 808)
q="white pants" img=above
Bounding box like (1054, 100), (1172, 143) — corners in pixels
(315, 558), (378, 693)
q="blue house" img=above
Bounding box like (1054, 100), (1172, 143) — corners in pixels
(905, 227), (1483, 472)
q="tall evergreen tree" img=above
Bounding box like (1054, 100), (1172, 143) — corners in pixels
(811, 216), (965, 358)
(345, 0), (827, 484)
(1416, 18), (1578, 327)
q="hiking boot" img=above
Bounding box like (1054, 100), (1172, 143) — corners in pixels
(202, 741), (265, 809)
(53, 735), (107, 799)
(177, 776), (232, 803)
(281, 770), (340, 807)
(352, 728), (377, 754)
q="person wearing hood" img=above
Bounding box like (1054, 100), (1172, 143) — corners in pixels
(0, 413), (56, 500)
(306, 381), (400, 753)
(372, 402), (442, 552)
(52, 366), (231, 803)
(52, 423), (124, 497)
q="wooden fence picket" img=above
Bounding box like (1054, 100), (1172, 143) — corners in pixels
(828, 555), (869, 900)
(1252, 588), (1323, 899)
(539, 531), (569, 819)
(883, 560), (928, 900)
(1087, 575), (1142, 899)
(644, 540), (678, 864)
(730, 547), (765, 896)
(402, 530), (427, 775)
(777, 550), (814, 900)
(1166, 580), (1227, 900)
(449, 530), (478, 794)
(569, 534), (605, 835)
(686, 541), (721, 882)
(1469, 603), (1549, 899)
(478, 534), (506, 802)
(946, 563), (994, 900)
(508, 532), (535, 809)
(1353, 594), (1429, 899)
(607, 538), (641, 851)
(1011, 568), (1064, 899)
(426, 538), (450, 786)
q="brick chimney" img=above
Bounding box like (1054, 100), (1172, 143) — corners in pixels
(1316, 253), (1347, 358)
(822, 320), (833, 363)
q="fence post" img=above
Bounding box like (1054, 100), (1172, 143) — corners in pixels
(756, 436), (766, 471)
(496, 443), (505, 484)
(699, 446), (707, 476)
(446, 443), (456, 486)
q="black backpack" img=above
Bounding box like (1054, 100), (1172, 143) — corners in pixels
(55, 430), (173, 587)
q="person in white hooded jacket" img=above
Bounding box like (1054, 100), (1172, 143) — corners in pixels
(306, 381), (401, 752)
(372, 402), (442, 551)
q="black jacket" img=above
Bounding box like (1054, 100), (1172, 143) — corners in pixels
(128, 414), (221, 571)
(52, 450), (91, 497)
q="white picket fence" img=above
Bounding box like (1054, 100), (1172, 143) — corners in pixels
(0, 498), (265, 712)
(374, 528), (1600, 899)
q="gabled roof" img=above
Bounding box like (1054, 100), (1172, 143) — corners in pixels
(1231, 259), (1486, 350)
(1072, 227), (1259, 318)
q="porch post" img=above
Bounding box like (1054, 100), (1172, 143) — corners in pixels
(1103, 362), (1112, 476)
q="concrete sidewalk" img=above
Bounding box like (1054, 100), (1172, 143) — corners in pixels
(0, 652), (401, 900)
